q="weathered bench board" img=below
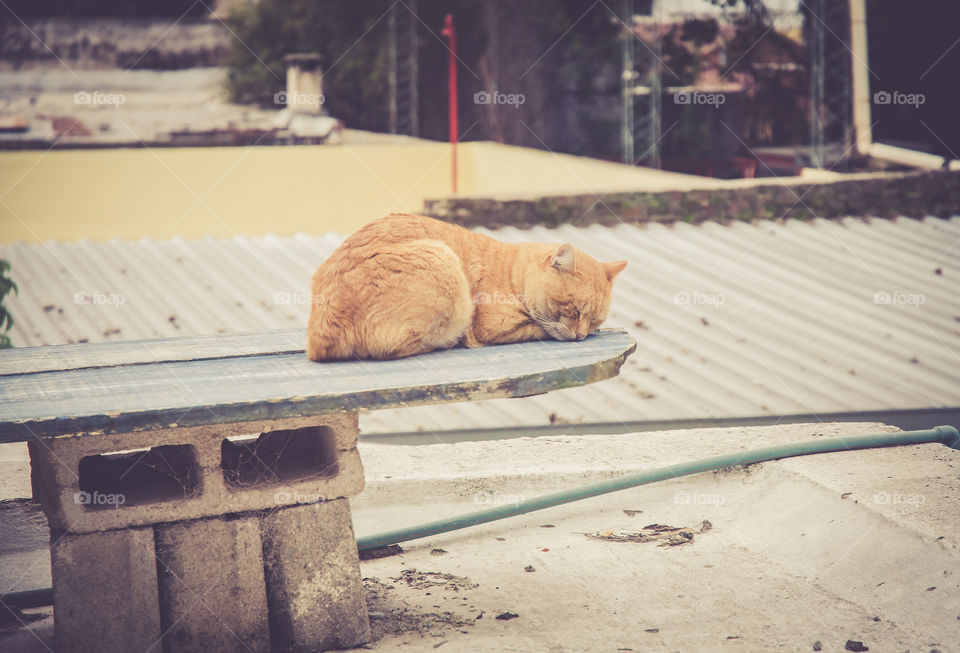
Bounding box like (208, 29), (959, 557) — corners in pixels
(1, 327), (636, 653)
(0, 328), (637, 442)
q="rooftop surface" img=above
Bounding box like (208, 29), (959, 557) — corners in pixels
(1, 216), (957, 436)
(2, 421), (958, 651)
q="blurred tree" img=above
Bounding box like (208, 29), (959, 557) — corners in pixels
(223, 0), (820, 162)
(0, 0), (205, 18)
(681, 17), (719, 47)
(224, 0), (622, 155)
(0, 260), (17, 349)
(224, 0), (394, 132)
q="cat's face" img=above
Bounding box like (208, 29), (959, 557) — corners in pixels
(524, 244), (627, 341)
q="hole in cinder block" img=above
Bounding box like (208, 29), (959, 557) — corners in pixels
(77, 444), (200, 509)
(220, 426), (339, 489)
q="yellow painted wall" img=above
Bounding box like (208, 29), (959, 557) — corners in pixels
(0, 140), (703, 243)
(0, 142), (462, 243)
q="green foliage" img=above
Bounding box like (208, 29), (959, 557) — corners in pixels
(0, 0), (204, 19)
(0, 260), (17, 349)
(224, 0), (393, 131)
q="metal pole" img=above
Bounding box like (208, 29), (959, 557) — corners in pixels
(388, 6), (398, 134)
(442, 14), (458, 194)
(621, 0), (634, 164)
(649, 0), (662, 169)
(810, 0), (826, 168)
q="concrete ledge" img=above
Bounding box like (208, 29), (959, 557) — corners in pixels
(423, 170), (960, 228)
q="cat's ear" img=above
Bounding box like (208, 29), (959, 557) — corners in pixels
(604, 260), (627, 281)
(550, 244), (576, 274)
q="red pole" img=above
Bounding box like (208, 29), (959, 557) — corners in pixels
(441, 14), (458, 194)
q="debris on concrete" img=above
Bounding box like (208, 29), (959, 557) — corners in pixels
(359, 544), (404, 560)
(362, 577), (476, 642)
(584, 520), (713, 546)
(391, 570), (479, 592)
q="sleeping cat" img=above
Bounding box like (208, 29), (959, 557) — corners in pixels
(306, 214), (626, 361)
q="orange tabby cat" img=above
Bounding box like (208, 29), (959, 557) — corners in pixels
(306, 214), (626, 361)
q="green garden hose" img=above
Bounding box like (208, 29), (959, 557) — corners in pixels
(2, 425), (958, 610)
(356, 425), (960, 550)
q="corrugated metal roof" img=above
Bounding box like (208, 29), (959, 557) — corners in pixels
(2, 217), (958, 434)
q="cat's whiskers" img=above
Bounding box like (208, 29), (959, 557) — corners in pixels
(527, 308), (576, 341)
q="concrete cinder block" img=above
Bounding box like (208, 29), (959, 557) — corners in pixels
(155, 515), (270, 653)
(51, 526), (161, 653)
(261, 499), (371, 652)
(28, 412), (364, 534)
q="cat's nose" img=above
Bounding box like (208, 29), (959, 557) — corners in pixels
(575, 331), (588, 340)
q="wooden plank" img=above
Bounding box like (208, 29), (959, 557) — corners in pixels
(0, 329), (304, 377)
(0, 329), (636, 443)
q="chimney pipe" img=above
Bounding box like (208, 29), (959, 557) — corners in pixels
(283, 53), (325, 115)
